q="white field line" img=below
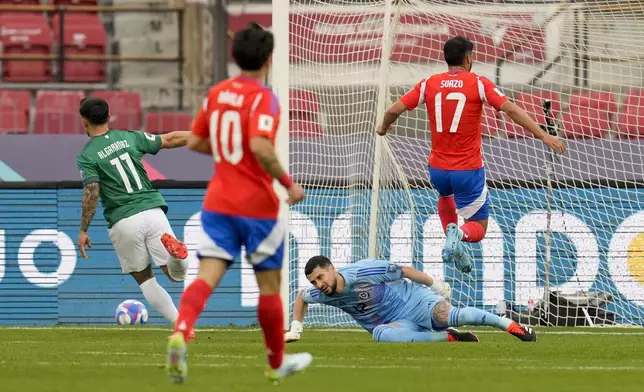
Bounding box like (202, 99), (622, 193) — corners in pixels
(75, 351), (542, 363)
(1, 359), (642, 372)
(2, 326), (644, 336)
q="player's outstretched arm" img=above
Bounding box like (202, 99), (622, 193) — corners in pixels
(186, 133), (211, 155)
(401, 266), (451, 300)
(160, 131), (191, 149)
(285, 289), (309, 343)
(377, 100), (409, 136)
(500, 100), (566, 154)
(78, 182), (99, 259)
(250, 136), (305, 205)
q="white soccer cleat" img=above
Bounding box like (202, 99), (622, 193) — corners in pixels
(284, 331), (301, 343)
(265, 353), (313, 383)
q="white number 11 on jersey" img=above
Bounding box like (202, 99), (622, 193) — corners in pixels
(435, 92), (466, 133)
(110, 152), (143, 193)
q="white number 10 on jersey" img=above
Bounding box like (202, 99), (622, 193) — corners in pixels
(209, 109), (243, 165)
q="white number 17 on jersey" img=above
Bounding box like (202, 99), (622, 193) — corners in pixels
(435, 92), (466, 133)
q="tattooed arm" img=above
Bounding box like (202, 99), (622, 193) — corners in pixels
(78, 182), (99, 259)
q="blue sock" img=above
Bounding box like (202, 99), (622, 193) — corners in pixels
(447, 307), (512, 330)
(372, 324), (448, 343)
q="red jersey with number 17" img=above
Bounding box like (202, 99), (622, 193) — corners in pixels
(191, 76), (281, 219)
(400, 71), (508, 170)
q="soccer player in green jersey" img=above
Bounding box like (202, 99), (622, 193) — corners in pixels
(76, 97), (192, 328)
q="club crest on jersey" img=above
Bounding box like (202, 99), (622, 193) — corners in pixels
(355, 285), (372, 301)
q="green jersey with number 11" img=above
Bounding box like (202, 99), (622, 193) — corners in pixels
(76, 130), (167, 228)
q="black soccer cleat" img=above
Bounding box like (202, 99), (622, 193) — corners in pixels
(507, 322), (537, 342)
(446, 327), (479, 342)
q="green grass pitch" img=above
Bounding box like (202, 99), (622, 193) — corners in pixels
(1, 326), (643, 392)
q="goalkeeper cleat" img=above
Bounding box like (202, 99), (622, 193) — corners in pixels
(265, 353), (313, 384)
(507, 322), (537, 342)
(161, 233), (188, 260)
(166, 332), (188, 384)
(446, 328), (479, 342)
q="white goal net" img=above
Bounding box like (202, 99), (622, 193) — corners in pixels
(280, 0), (644, 327)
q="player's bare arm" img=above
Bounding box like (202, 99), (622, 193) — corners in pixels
(250, 136), (305, 205)
(78, 182), (100, 259)
(377, 100), (409, 136)
(186, 133), (212, 155)
(500, 100), (566, 154)
(160, 131), (191, 149)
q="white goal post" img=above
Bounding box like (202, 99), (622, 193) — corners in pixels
(268, 0), (644, 328)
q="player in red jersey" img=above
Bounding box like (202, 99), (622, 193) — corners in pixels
(377, 36), (565, 274)
(165, 23), (312, 384)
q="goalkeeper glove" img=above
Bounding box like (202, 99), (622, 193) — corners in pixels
(430, 280), (452, 300)
(284, 320), (303, 343)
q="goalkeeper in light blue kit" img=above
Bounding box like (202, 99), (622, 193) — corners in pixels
(285, 256), (536, 343)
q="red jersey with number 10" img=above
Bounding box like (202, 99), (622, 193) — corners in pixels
(400, 71), (508, 170)
(191, 76), (281, 219)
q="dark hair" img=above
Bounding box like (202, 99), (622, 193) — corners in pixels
(305, 255), (332, 276)
(79, 97), (109, 125)
(443, 36), (474, 67)
(232, 22), (274, 71)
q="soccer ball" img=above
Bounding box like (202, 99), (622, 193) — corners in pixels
(115, 299), (149, 325)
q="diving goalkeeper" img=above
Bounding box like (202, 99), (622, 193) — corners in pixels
(285, 256), (536, 343)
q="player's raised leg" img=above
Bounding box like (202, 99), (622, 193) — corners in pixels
(373, 320), (478, 343)
(109, 211), (179, 323)
(432, 301), (537, 342)
(142, 207), (188, 282)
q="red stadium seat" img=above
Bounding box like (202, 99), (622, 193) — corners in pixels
(33, 90), (85, 134)
(51, 0), (98, 5)
(289, 90), (324, 137)
(91, 91), (142, 130)
(561, 91), (616, 139)
(0, 0), (41, 4)
(482, 106), (499, 137)
(505, 91), (560, 138)
(0, 90), (30, 133)
(615, 90), (644, 138)
(146, 112), (193, 134)
(52, 14), (106, 82)
(0, 13), (52, 82)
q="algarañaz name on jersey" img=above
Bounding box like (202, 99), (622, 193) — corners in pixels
(96, 140), (131, 160)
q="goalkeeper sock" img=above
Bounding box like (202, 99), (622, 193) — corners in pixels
(258, 294), (284, 369)
(460, 221), (485, 243)
(447, 307), (512, 330)
(437, 196), (458, 234)
(139, 277), (178, 323)
(373, 324), (448, 343)
(174, 278), (212, 341)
